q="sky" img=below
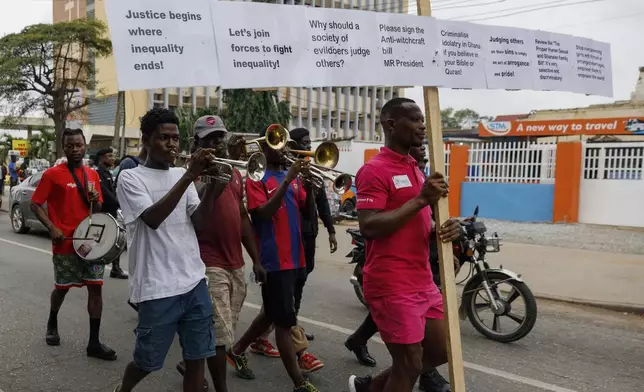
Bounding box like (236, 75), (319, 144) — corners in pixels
(0, 0), (642, 125)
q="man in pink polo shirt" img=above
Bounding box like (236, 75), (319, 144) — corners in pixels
(348, 97), (449, 392)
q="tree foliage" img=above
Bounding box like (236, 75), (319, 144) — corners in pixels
(28, 130), (56, 160)
(222, 89), (291, 135)
(0, 19), (112, 158)
(0, 133), (13, 163)
(441, 107), (491, 129)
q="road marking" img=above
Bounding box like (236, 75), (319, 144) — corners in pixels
(245, 301), (580, 392)
(0, 237), (52, 255)
(1, 237), (579, 392)
(0, 237), (120, 272)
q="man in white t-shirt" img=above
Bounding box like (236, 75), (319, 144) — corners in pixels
(113, 108), (222, 392)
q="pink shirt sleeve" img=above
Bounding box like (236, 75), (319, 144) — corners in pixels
(246, 177), (268, 212)
(355, 164), (389, 210)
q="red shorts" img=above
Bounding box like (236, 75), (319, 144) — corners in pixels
(368, 287), (443, 344)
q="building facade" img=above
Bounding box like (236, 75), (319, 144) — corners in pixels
(54, 0), (411, 152)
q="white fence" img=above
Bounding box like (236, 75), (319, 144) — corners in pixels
(579, 142), (644, 228)
(466, 141), (557, 183)
(442, 143), (451, 181)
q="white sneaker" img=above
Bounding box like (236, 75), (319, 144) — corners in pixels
(349, 375), (358, 392)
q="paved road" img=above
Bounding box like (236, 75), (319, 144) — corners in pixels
(0, 213), (642, 392)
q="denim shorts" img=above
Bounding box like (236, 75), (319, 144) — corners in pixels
(134, 279), (216, 372)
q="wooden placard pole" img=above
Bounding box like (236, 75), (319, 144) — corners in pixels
(416, 1), (467, 391)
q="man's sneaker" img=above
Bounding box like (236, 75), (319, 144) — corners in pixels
(226, 348), (256, 380)
(348, 375), (372, 392)
(298, 352), (324, 373)
(293, 381), (320, 392)
(419, 368), (451, 392)
(250, 338), (280, 358)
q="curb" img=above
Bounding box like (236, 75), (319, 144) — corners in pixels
(531, 293), (644, 315)
(454, 284), (643, 315)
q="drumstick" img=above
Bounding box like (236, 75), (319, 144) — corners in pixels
(88, 182), (95, 227)
(65, 237), (99, 241)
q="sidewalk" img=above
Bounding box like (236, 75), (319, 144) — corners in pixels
(488, 242), (644, 312)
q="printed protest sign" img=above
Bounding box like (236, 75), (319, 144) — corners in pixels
(435, 20), (487, 89)
(375, 12), (441, 87)
(570, 37), (613, 97)
(211, 2), (310, 88)
(104, 0), (220, 90)
(483, 25), (537, 90)
(104, 0), (614, 97)
(532, 31), (576, 92)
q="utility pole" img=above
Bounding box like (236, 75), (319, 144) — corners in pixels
(112, 91), (124, 154)
(417, 1), (467, 391)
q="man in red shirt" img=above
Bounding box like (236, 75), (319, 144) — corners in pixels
(174, 115), (266, 392)
(31, 128), (116, 361)
(349, 98), (449, 392)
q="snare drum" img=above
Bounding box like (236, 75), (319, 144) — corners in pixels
(72, 213), (127, 265)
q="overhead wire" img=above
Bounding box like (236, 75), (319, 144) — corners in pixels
(451, 0), (606, 21)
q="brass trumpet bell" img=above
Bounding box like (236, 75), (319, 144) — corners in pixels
(290, 141), (340, 169)
(244, 124), (290, 151)
(333, 173), (353, 195)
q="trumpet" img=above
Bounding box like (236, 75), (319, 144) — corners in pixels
(172, 151), (267, 183)
(245, 124), (291, 151)
(262, 125), (352, 194)
(285, 156), (352, 194)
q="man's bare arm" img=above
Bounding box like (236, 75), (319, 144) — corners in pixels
(358, 197), (428, 240)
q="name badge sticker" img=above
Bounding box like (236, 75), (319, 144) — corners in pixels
(392, 174), (412, 189)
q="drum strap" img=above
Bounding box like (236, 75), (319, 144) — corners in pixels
(67, 163), (91, 210)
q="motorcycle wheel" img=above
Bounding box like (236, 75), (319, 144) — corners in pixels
(353, 264), (369, 309)
(462, 271), (537, 343)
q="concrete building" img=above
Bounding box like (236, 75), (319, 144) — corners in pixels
(54, 0), (410, 154)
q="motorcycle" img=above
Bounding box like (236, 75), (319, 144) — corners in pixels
(347, 206), (538, 343)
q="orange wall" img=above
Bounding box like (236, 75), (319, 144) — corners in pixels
(447, 145), (469, 217)
(552, 142), (582, 223)
(364, 149), (379, 163)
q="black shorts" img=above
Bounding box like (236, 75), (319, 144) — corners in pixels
(261, 268), (306, 328)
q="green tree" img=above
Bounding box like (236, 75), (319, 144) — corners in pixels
(0, 19), (112, 158)
(0, 133), (13, 163)
(222, 89), (291, 135)
(28, 130), (55, 160)
(440, 108), (460, 129)
(441, 107), (489, 129)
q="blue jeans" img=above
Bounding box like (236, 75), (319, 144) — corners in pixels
(134, 279), (216, 372)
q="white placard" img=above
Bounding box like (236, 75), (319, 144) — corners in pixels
(374, 13), (442, 87)
(303, 7), (383, 87)
(570, 37), (613, 97)
(104, 0), (220, 90)
(483, 26), (537, 90)
(103, 0), (614, 97)
(435, 20), (487, 89)
(210, 2), (310, 88)
(532, 31), (576, 92)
